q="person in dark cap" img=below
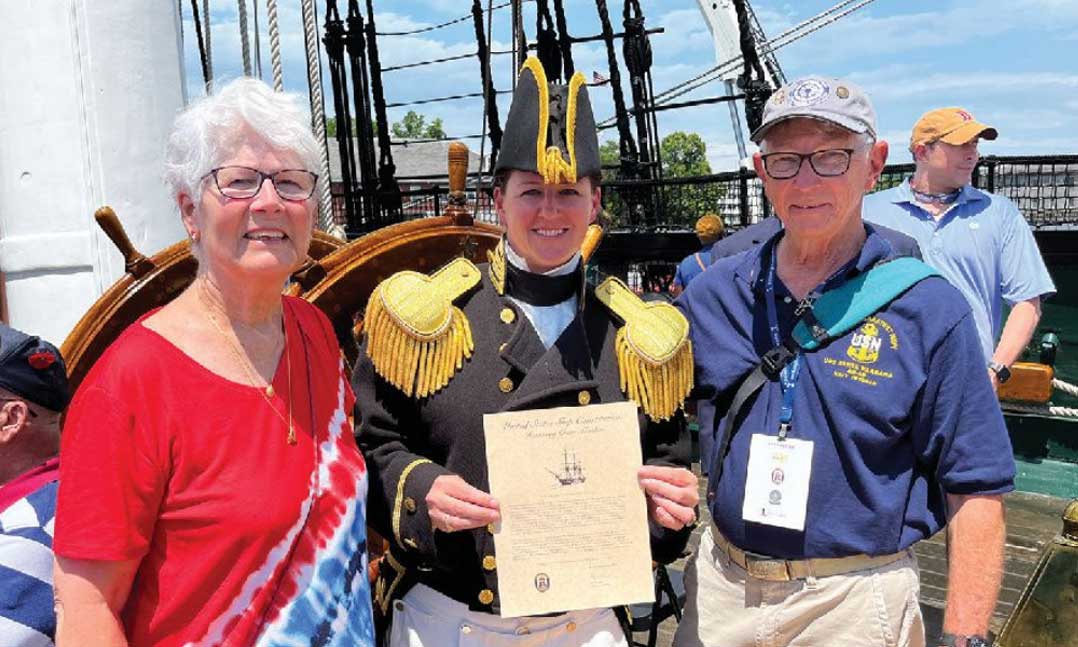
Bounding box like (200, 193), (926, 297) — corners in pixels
(0, 324), (70, 647)
(355, 57), (698, 646)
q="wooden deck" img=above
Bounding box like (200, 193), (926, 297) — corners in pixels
(634, 470), (1072, 647)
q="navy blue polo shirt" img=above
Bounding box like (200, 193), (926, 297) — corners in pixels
(677, 227), (1014, 559)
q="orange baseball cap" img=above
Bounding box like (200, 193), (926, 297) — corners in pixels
(910, 107), (998, 149)
(694, 214), (724, 243)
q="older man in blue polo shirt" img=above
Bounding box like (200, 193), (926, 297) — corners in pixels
(864, 108), (1055, 389)
(674, 77), (1013, 647)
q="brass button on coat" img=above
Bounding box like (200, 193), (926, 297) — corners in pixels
(482, 555), (497, 571)
(500, 307), (516, 324)
(566, 621), (577, 632)
(478, 589), (495, 605)
(403, 497), (417, 513)
(498, 377), (515, 393)
(515, 627), (531, 635)
(498, 342), (508, 353)
(487, 523), (496, 534)
(577, 390), (591, 405)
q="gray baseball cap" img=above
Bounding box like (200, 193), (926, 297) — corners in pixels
(750, 75), (877, 143)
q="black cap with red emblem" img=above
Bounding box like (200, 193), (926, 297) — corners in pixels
(0, 324), (70, 412)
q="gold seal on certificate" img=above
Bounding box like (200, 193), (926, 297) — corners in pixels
(483, 401), (655, 618)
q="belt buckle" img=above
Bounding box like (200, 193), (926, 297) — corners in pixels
(743, 553), (791, 581)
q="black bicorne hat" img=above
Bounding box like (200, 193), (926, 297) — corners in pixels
(494, 57), (600, 184)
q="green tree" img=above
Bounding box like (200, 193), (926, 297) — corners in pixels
(658, 131), (723, 228)
(391, 110), (446, 140)
(659, 131), (712, 178)
(326, 117), (380, 138)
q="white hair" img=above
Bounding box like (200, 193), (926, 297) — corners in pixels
(759, 119), (875, 152)
(163, 77), (321, 200)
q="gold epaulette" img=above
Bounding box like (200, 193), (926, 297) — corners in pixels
(595, 277), (693, 422)
(363, 258), (481, 397)
(488, 239), (507, 295)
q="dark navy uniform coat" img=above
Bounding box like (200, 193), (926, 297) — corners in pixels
(354, 264), (692, 614)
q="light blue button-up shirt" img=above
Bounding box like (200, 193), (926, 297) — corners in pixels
(864, 180), (1055, 360)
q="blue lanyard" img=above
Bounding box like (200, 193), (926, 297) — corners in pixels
(764, 252), (800, 440)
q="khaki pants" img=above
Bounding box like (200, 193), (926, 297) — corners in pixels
(673, 526), (925, 647)
(390, 584), (629, 647)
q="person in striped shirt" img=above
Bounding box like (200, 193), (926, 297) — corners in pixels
(0, 324), (70, 647)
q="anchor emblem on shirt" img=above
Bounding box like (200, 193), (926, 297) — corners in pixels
(847, 322), (882, 364)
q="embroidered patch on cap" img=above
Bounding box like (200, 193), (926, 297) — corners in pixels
(28, 350), (57, 370)
(956, 109), (973, 121)
(789, 78), (830, 107)
(770, 89), (786, 106)
(836, 86), (849, 99)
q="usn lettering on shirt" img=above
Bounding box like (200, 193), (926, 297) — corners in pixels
(823, 316), (898, 387)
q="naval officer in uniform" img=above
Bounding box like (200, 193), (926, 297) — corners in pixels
(354, 56), (698, 646)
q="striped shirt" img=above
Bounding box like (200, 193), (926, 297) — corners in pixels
(0, 464), (58, 647)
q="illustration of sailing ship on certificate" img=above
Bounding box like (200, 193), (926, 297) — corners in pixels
(547, 448), (587, 486)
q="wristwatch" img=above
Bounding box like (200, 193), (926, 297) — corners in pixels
(939, 633), (991, 647)
(988, 361), (1011, 384)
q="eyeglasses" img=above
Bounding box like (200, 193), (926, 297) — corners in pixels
(760, 148), (864, 180)
(205, 166), (318, 201)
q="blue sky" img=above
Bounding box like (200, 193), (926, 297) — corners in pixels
(184, 0), (1078, 172)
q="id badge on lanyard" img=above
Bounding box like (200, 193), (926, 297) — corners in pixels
(741, 249), (815, 531)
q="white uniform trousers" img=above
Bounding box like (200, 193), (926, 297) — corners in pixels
(390, 584), (629, 647)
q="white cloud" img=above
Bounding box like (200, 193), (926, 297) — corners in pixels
(863, 72), (1078, 101)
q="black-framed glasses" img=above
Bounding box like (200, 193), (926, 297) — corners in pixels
(205, 166), (318, 201)
(760, 148), (862, 180)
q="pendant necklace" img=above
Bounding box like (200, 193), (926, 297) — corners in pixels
(200, 278), (296, 445)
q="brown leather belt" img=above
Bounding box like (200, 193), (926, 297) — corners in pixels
(712, 524), (908, 582)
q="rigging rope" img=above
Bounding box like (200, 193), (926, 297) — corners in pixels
(597, 0), (877, 128)
(595, 0), (639, 177)
(253, 0), (263, 78)
(381, 49), (512, 73)
(188, 0), (211, 89)
(535, 0), (562, 81)
(267, 0), (284, 90)
(300, 0), (336, 232)
(376, 0), (516, 36)
(385, 90), (509, 109)
(467, 0), (505, 175)
(202, 0), (213, 87)
(238, 0), (253, 76)
(551, 0), (575, 76)
(476, 0), (495, 211)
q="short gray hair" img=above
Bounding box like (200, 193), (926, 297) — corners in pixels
(163, 78), (321, 200)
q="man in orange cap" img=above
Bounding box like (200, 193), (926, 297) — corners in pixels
(670, 214), (725, 298)
(864, 107), (1054, 391)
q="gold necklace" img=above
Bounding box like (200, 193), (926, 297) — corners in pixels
(200, 279), (296, 445)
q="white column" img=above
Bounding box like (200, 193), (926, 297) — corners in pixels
(0, 1), (188, 344)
